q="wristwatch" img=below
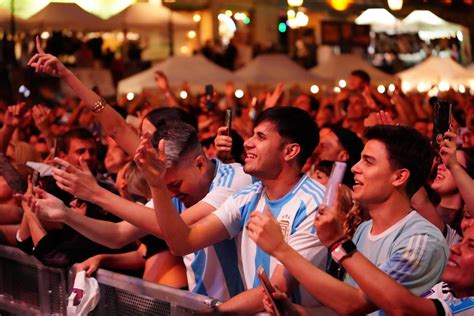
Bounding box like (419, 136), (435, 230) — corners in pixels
(331, 239), (357, 263)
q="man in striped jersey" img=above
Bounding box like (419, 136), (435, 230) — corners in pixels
(39, 121), (253, 301)
(135, 107), (328, 314)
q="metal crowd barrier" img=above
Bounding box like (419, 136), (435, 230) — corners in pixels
(0, 245), (218, 315)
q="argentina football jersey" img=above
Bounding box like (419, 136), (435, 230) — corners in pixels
(213, 174), (328, 308)
(154, 159), (252, 301)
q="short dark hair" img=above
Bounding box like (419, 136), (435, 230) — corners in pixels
(351, 70), (371, 84)
(59, 128), (96, 155)
(365, 125), (434, 197)
(255, 106), (319, 168)
(301, 93), (320, 112)
(151, 121), (202, 168)
(145, 107), (198, 131)
(330, 126), (363, 186)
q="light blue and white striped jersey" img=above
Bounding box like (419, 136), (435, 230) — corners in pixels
(213, 174), (328, 308)
(347, 211), (449, 316)
(423, 282), (474, 316)
(150, 159), (253, 301)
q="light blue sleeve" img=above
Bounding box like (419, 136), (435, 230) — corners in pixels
(380, 229), (449, 295)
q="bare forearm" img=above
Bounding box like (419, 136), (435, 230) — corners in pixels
(342, 252), (436, 315)
(151, 184), (193, 255)
(63, 209), (143, 248)
(96, 251), (145, 271)
(450, 164), (474, 210)
(61, 70), (139, 156)
(88, 188), (163, 238)
(273, 243), (370, 315)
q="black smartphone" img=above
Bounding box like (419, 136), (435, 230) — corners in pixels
(257, 266), (282, 316)
(205, 84), (214, 110)
(225, 109), (232, 136)
(433, 101), (452, 151)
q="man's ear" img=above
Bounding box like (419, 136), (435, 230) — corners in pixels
(283, 143), (301, 162)
(194, 155), (207, 173)
(337, 150), (349, 162)
(392, 168), (410, 189)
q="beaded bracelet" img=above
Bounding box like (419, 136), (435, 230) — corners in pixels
(91, 98), (106, 113)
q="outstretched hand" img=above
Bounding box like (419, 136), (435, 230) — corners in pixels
(32, 104), (52, 133)
(264, 83), (284, 109)
(134, 133), (167, 188)
(51, 157), (99, 200)
(30, 187), (69, 222)
(4, 102), (30, 129)
(27, 36), (68, 78)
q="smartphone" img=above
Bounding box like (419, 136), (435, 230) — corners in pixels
(32, 170), (40, 189)
(322, 161), (347, 208)
(433, 101), (452, 151)
(257, 266), (282, 316)
(225, 109), (232, 136)
(205, 84), (214, 110)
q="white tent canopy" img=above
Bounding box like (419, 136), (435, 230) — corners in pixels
(104, 2), (193, 30)
(310, 54), (394, 86)
(118, 55), (240, 94)
(355, 9), (401, 34)
(399, 10), (463, 40)
(397, 56), (469, 90)
(235, 54), (327, 86)
(24, 3), (107, 31)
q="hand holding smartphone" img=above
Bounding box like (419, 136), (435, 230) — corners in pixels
(322, 161), (347, 208)
(433, 101), (452, 151)
(257, 265), (282, 316)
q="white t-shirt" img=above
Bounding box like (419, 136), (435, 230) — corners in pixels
(213, 175), (327, 307)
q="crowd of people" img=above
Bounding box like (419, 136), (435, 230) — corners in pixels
(0, 36), (473, 315)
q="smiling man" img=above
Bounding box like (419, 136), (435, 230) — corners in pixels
(247, 125), (450, 315)
(135, 107), (327, 314)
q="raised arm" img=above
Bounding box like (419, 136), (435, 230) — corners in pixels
(51, 157), (225, 239)
(28, 36), (139, 156)
(441, 131), (474, 210)
(315, 193), (438, 315)
(134, 134), (230, 256)
(32, 187), (146, 248)
(247, 206), (374, 315)
(1, 103), (27, 154)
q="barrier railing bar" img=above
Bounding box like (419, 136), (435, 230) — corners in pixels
(91, 268), (219, 311)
